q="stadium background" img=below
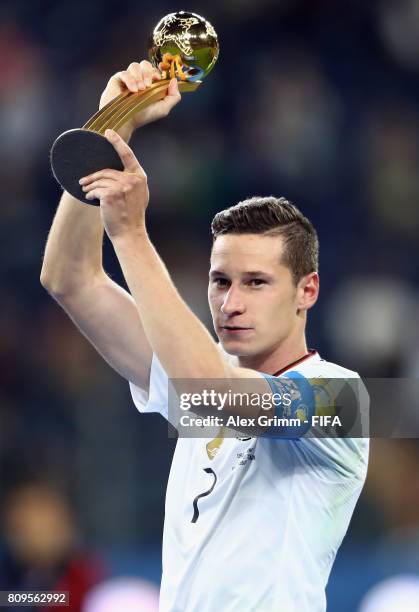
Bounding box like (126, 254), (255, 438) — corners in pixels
(1, 0), (419, 609)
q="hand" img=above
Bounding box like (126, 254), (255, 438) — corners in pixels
(99, 60), (181, 141)
(79, 130), (149, 241)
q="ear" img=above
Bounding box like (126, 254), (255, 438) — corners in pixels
(296, 272), (319, 311)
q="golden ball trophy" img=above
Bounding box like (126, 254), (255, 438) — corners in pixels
(50, 11), (219, 204)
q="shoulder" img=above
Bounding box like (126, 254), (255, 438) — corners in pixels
(291, 352), (361, 380)
(281, 352), (369, 439)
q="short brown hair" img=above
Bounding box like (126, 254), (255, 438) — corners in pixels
(211, 196), (318, 285)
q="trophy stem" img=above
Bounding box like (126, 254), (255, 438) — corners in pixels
(108, 82), (189, 132)
(97, 81), (169, 133)
(83, 92), (130, 130)
(111, 93), (165, 131)
(108, 80), (201, 133)
(82, 80), (201, 135)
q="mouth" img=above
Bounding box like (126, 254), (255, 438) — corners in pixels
(220, 326), (253, 335)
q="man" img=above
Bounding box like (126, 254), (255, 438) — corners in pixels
(41, 61), (369, 611)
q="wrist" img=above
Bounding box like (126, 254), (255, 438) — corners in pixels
(111, 226), (149, 251)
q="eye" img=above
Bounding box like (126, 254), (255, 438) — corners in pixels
(248, 279), (267, 287)
(213, 277), (229, 288)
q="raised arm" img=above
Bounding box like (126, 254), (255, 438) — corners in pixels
(41, 62), (181, 390)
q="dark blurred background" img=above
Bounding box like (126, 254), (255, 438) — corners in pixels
(1, 0), (419, 610)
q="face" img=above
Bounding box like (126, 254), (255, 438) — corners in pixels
(208, 233), (316, 360)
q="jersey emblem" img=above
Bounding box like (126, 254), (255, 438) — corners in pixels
(312, 378), (337, 417)
(206, 426), (226, 460)
(296, 405), (308, 422)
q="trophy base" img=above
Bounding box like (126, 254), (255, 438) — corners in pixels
(50, 79), (201, 204)
(50, 129), (124, 205)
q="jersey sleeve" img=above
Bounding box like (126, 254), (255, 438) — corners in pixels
(260, 358), (369, 481)
(261, 370), (315, 438)
(129, 353), (169, 419)
(296, 436), (369, 480)
(260, 362), (369, 440)
(129, 344), (232, 424)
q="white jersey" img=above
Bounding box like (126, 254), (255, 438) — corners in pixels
(129, 351), (369, 612)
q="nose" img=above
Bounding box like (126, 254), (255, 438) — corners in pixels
(220, 286), (245, 316)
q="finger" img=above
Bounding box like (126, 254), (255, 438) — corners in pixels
(79, 169), (122, 185)
(168, 77), (181, 99)
(104, 129), (143, 173)
(128, 61), (155, 88)
(111, 70), (139, 93)
(157, 78), (181, 114)
(85, 188), (110, 201)
(151, 67), (162, 82)
(127, 62), (148, 89)
(139, 60), (155, 87)
(82, 179), (117, 193)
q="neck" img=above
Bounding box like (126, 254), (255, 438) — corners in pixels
(238, 333), (309, 375)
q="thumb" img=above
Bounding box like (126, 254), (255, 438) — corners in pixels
(157, 78), (181, 115)
(167, 77), (181, 101)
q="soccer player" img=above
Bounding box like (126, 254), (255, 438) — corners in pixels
(41, 61), (369, 612)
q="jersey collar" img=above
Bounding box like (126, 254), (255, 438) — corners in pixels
(271, 349), (318, 377)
